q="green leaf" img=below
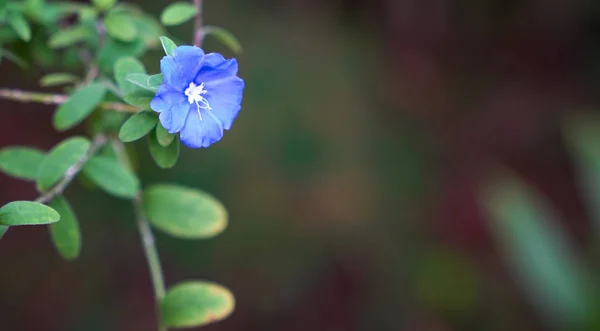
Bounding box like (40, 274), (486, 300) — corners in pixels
(125, 73), (162, 91)
(92, 0), (116, 11)
(7, 11), (31, 42)
(53, 82), (107, 131)
(48, 25), (94, 49)
(156, 123), (175, 147)
(160, 2), (198, 26)
(104, 12), (137, 42)
(82, 156), (140, 199)
(143, 184), (227, 238)
(123, 89), (153, 110)
(48, 197), (81, 260)
(0, 147), (45, 180)
(161, 281), (235, 328)
(0, 226), (7, 239)
(119, 111), (158, 142)
(203, 26), (242, 54)
(37, 136), (91, 191)
(114, 57), (146, 94)
(0, 201), (60, 226)
(97, 37), (145, 74)
(133, 14), (165, 48)
(39, 73), (79, 87)
(159, 36), (176, 56)
(481, 174), (594, 327)
(148, 131), (179, 169)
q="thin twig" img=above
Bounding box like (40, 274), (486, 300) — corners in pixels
(193, 0), (204, 47)
(112, 138), (167, 331)
(35, 134), (107, 204)
(0, 88), (141, 113)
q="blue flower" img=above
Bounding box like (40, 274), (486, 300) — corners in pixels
(150, 46), (244, 148)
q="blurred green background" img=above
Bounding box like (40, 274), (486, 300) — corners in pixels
(3, 0), (600, 330)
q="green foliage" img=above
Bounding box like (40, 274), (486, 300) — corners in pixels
(53, 83), (107, 131)
(156, 123), (175, 147)
(48, 25), (95, 49)
(97, 37), (145, 73)
(143, 184), (227, 239)
(203, 26), (242, 54)
(161, 281), (235, 328)
(0, 201), (60, 226)
(159, 36), (177, 56)
(82, 156), (140, 199)
(104, 11), (137, 42)
(481, 174), (595, 327)
(148, 130), (180, 168)
(119, 111), (158, 142)
(125, 73), (162, 92)
(123, 89), (153, 110)
(7, 11), (31, 42)
(48, 197), (81, 260)
(114, 56), (146, 94)
(0, 0), (242, 328)
(160, 2), (198, 26)
(37, 137), (90, 191)
(0, 147), (45, 180)
(92, 0), (116, 12)
(39, 73), (79, 87)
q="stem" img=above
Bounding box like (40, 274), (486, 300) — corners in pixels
(35, 134), (107, 204)
(193, 0), (204, 47)
(0, 88), (141, 113)
(112, 139), (167, 331)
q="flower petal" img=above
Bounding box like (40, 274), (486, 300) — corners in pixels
(196, 55), (239, 86)
(160, 56), (186, 91)
(179, 108), (224, 148)
(160, 99), (191, 134)
(161, 46), (205, 91)
(204, 76), (244, 130)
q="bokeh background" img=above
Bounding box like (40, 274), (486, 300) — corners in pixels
(2, 0), (600, 330)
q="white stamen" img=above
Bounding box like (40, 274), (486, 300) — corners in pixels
(184, 82), (211, 121)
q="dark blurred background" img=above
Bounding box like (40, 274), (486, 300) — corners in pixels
(2, 0), (600, 330)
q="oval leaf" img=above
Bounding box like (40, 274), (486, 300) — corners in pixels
(119, 111), (158, 142)
(125, 73), (162, 91)
(143, 184), (227, 239)
(40, 73), (79, 87)
(203, 26), (242, 54)
(161, 281), (235, 328)
(159, 36), (177, 56)
(123, 89), (153, 110)
(114, 57), (146, 94)
(37, 137), (91, 191)
(97, 37), (146, 74)
(48, 25), (94, 49)
(156, 123), (175, 147)
(8, 12), (31, 42)
(0, 147), (45, 180)
(82, 156), (140, 199)
(0, 201), (60, 226)
(48, 197), (81, 260)
(53, 83), (107, 131)
(160, 2), (198, 26)
(148, 131), (179, 169)
(481, 174), (594, 326)
(104, 12), (137, 42)
(92, 0), (116, 11)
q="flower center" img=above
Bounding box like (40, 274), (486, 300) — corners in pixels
(184, 82), (211, 120)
